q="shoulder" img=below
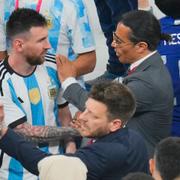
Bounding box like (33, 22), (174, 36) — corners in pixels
(44, 53), (57, 70)
(62, 0), (85, 9)
(128, 128), (145, 142)
(0, 60), (12, 82)
(126, 128), (148, 158)
(45, 53), (56, 63)
(60, 0), (78, 13)
(61, 0), (87, 19)
(0, 60), (13, 96)
(160, 16), (174, 26)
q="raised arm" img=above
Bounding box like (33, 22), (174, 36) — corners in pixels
(0, 103), (49, 175)
(56, 55), (88, 111)
(13, 122), (80, 145)
(71, 51), (96, 77)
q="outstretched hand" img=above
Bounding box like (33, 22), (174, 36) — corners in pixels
(56, 55), (77, 82)
(70, 111), (84, 135)
(0, 103), (7, 138)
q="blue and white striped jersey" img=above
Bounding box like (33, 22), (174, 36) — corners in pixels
(0, 0), (95, 179)
(0, 53), (66, 180)
(0, 0), (95, 58)
(0, 0), (95, 87)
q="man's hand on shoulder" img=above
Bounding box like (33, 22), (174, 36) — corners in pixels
(0, 51), (7, 61)
(0, 103), (8, 138)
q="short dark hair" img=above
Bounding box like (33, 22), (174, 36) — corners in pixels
(122, 172), (154, 180)
(154, 137), (180, 180)
(119, 10), (171, 51)
(155, 0), (180, 19)
(6, 8), (47, 41)
(89, 82), (136, 124)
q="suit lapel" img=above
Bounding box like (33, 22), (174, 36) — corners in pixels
(134, 52), (162, 72)
(123, 52), (162, 84)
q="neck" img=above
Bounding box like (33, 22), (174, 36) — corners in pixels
(131, 50), (153, 64)
(153, 171), (162, 180)
(8, 53), (36, 76)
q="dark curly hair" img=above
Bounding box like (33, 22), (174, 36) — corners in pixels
(119, 10), (171, 51)
(89, 82), (136, 124)
(6, 8), (47, 41)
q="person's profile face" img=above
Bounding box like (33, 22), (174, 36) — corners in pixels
(22, 26), (51, 65)
(78, 98), (111, 138)
(111, 23), (138, 64)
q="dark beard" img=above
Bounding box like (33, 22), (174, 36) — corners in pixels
(87, 128), (109, 138)
(26, 56), (44, 66)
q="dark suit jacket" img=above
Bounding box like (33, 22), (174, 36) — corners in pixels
(0, 128), (149, 179)
(123, 52), (173, 157)
(63, 52), (174, 157)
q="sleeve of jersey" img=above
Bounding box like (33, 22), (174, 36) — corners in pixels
(0, 2), (6, 51)
(0, 80), (26, 128)
(58, 1), (95, 55)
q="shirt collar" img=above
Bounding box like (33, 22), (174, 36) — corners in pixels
(130, 51), (157, 70)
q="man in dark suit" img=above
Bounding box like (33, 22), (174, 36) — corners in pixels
(0, 82), (149, 179)
(56, 10), (174, 158)
(85, 0), (138, 86)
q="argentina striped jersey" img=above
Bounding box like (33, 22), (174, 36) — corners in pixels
(0, 53), (66, 180)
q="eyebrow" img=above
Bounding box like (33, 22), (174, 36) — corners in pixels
(85, 105), (97, 117)
(37, 36), (47, 42)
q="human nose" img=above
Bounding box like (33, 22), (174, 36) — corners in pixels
(44, 39), (51, 50)
(111, 40), (116, 48)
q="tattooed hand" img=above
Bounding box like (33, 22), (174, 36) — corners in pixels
(71, 111), (81, 129)
(71, 111), (86, 136)
(0, 103), (7, 139)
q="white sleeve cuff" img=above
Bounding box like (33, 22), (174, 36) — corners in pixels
(62, 77), (78, 92)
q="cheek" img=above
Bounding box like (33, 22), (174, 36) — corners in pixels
(35, 45), (43, 52)
(119, 48), (133, 61)
(115, 47), (127, 57)
(120, 48), (129, 55)
(90, 121), (108, 132)
(31, 43), (42, 50)
(27, 45), (39, 54)
(116, 49), (127, 62)
(91, 125), (109, 137)
(81, 122), (98, 135)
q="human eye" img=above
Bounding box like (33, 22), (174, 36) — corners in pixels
(116, 39), (123, 45)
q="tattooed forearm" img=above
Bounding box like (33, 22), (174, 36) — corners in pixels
(15, 132), (75, 145)
(14, 123), (80, 144)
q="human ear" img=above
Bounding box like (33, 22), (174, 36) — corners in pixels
(109, 119), (122, 132)
(149, 158), (155, 175)
(13, 39), (24, 51)
(135, 41), (148, 53)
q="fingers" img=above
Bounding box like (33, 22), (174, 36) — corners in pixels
(56, 54), (68, 66)
(0, 102), (6, 137)
(74, 111), (82, 120)
(0, 102), (4, 122)
(56, 55), (61, 65)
